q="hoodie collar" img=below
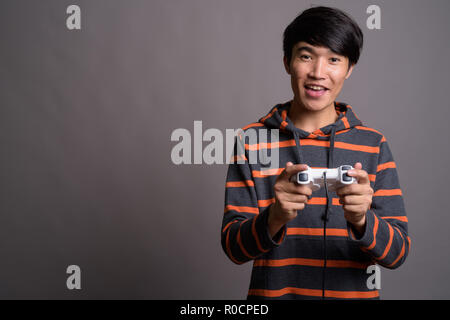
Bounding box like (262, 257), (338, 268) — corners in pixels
(259, 100), (362, 140)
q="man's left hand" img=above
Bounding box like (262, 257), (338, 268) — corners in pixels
(336, 162), (373, 235)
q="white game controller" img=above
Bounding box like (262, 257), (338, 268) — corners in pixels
(290, 165), (357, 192)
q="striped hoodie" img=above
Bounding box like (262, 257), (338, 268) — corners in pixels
(221, 101), (410, 299)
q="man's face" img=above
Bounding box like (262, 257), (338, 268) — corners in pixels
(284, 41), (354, 112)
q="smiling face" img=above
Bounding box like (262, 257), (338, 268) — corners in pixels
(284, 41), (354, 113)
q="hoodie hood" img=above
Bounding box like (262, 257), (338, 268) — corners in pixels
(259, 101), (362, 168)
(259, 101), (362, 139)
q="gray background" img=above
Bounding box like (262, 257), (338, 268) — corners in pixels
(0, 0), (449, 299)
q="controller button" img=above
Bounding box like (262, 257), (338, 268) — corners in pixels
(299, 173), (309, 182)
(343, 173), (352, 182)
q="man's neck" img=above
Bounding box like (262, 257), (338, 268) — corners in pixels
(288, 99), (339, 133)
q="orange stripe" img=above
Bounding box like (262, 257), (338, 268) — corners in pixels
(342, 116), (350, 129)
(386, 226), (406, 268)
(300, 139), (329, 148)
(249, 287), (322, 298)
(245, 140), (295, 150)
(256, 197), (343, 208)
(312, 129), (324, 136)
(307, 197), (341, 206)
(275, 227), (286, 245)
(222, 220), (235, 234)
(252, 214), (269, 253)
(253, 197), (342, 206)
(245, 139), (379, 154)
(225, 221), (242, 264)
(306, 129), (351, 138)
(229, 154), (247, 163)
(260, 107), (278, 123)
(368, 174), (376, 182)
(326, 289), (379, 299)
(237, 220), (256, 260)
(365, 213), (379, 250)
(242, 122), (264, 131)
(334, 141), (380, 153)
(252, 168), (284, 178)
(225, 205), (259, 214)
(355, 125), (383, 136)
(258, 198), (275, 207)
(301, 140), (380, 153)
(377, 161), (396, 172)
(378, 223), (394, 261)
(387, 241), (405, 268)
(254, 257), (369, 269)
(226, 180), (254, 188)
(373, 189), (402, 196)
(248, 287), (379, 299)
(381, 216), (408, 222)
(287, 227), (348, 237)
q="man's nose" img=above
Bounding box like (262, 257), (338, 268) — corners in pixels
(309, 58), (327, 79)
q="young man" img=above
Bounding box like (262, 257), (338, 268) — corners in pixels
(221, 6), (410, 299)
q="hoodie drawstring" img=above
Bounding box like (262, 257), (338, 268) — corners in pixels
(324, 124), (337, 220)
(321, 124), (337, 299)
(293, 131), (303, 165)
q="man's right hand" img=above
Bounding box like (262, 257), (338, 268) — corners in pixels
(268, 162), (313, 238)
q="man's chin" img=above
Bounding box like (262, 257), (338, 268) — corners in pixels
(299, 98), (334, 112)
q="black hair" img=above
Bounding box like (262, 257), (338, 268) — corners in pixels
(283, 6), (364, 67)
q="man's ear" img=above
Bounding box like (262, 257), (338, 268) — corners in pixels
(345, 63), (355, 79)
(283, 56), (291, 74)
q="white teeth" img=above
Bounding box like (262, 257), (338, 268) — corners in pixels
(306, 85), (326, 91)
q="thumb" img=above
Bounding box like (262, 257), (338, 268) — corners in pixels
(278, 161), (294, 181)
(354, 162), (362, 170)
(282, 162), (308, 181)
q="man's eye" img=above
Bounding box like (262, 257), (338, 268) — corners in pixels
(330, 57), (341, 63)
(300, 55), (311, 60)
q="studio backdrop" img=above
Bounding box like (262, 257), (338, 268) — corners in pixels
(0, 0), (449, 299)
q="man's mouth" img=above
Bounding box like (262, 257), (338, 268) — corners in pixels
(304, 84), (329, 91)
(304, 84), (329, 97)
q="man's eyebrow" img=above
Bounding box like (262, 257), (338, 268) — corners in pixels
(296, 46), (316, 54)
(296, 46), (343, 57)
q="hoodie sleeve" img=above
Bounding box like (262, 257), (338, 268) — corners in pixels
(221, 138), (286, 265)
(348, 137), (410, 269)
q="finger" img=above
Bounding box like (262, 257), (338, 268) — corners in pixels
(338, 195), (365, 206)
(294, 184), (313, 198)
(336, 184), (369, 196)
(280, 201), (306, 212)
(280, 162), (309, 181)
(281, 193), (309, 204)
(347, 164), (370, 185)
(279, 182), (313, 197)
(342, 204), (367, 215)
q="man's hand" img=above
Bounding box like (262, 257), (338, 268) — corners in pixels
(268, 162), (313, 238)
(336, 162), (374, 235)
